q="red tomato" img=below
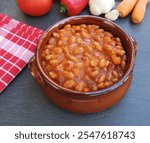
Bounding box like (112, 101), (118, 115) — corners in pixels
(17, 0), (52, 16)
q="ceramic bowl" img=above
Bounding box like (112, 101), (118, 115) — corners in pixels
(28, 15), (138, 113)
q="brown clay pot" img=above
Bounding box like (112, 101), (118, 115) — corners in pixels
(28, 16), (138, 113)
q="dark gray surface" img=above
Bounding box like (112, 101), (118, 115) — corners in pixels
(0, 0), (150, 126)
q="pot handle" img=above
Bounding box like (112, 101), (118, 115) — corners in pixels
(28, 56), (45, 86)
(130, 36), (138, 56)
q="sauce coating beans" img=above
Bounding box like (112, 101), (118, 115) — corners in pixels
(41, 24), (127, 92)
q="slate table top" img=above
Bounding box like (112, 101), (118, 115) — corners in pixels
(0, 0), (150, 125)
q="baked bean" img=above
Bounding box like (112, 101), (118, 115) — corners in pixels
(64, 24), (71, 29)
(44, 44), (53, 49)
(44, 49), (49, 55)
(64, 71), (75, 79)
(98, 82), (104, 89)
(63, 80), (75, 89)
(74, 47), (84, 55)
(81, 24), (87, 28)
(49, 37), (57, 45)
(49, 72), (57, 79)
(99, 74), (106, 82)
(81, 28), (87, 32)
(68, 55), (79, 62)
(85, 45), (93, 53)
(42, 24), (127, 92)
(75, 82), (85, 91)
(58, 40), (63, 46)
(103, 67), (107, 72)
(113, 71), (119, 78)
(61, 37), (68, 43)
(84, 58), (90, 68)
(45, 55), (52, 60)
(60, 29), (65, 33)
(63, 47), (70, 54)
(116, 37), (121, 42)
(65, 60), (74, 70)
(96, 29), (104, 34)
(73, 68), (80, 76)
(71, 29), (75, 34)
(105, 31), (113, 38)
(100, 33), (104, 38)
(111, 54), (121, 65)
(116, 45), (123, 50)
(81, 31), (89, 39)
(74, 26), (80, 32)
(94, 41), (102, 51)
(117, 42), (122, 46)
(69, 36), (76, 44)
(90, 58), (99, 67)
(83, 87), (90, 92)
(116, 49), (125, 56)
(104, 44), (113, 51)
(90, 69), (99, 77)
(49, 59), (59, 66)
(84, 52), (90, 58)
(103, 36), (112, 43)
(56, 64), (64, 71)
(107, 73), (112, 81)
(76, 38), (82, 44)
(104, 81), (110, 87)
(75, 32), (80, 37)
(121, 61), (126, 70)
(111, 41), (116, 46)
(53, 32), (60, 38)
(74, 62), (83, 69)
(99, 58), (106, 68)
(105, 61), (110, 67)
(93, 35), (100, 41)
(52, 47), (62, 54)
(84, 75), (89, 81)
(93, 86), (98, 91)
(112, 78), (119, 83)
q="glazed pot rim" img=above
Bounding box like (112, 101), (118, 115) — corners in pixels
(36, 15), (136, 96)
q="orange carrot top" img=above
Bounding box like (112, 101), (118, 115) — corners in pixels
(131, 0), (148, 23)
(117, 0), (138, 17)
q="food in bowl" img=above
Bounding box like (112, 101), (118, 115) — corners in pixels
(29, 16), (137, 113)
(41, 24), (127, 92)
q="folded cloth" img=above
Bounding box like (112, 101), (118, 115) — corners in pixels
(0, 14), (44, 93)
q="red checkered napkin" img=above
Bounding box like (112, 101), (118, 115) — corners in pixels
(0, 14), (44, 93)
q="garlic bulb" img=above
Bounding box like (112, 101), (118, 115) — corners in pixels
(89, 0), (115, 16)
(105, 9), (119, 21)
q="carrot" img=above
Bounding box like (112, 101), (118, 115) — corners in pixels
(117, 0), (138, 17)
(131, 0), (148, 23)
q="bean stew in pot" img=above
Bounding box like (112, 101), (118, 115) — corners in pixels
(41, 24), (127, 92)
